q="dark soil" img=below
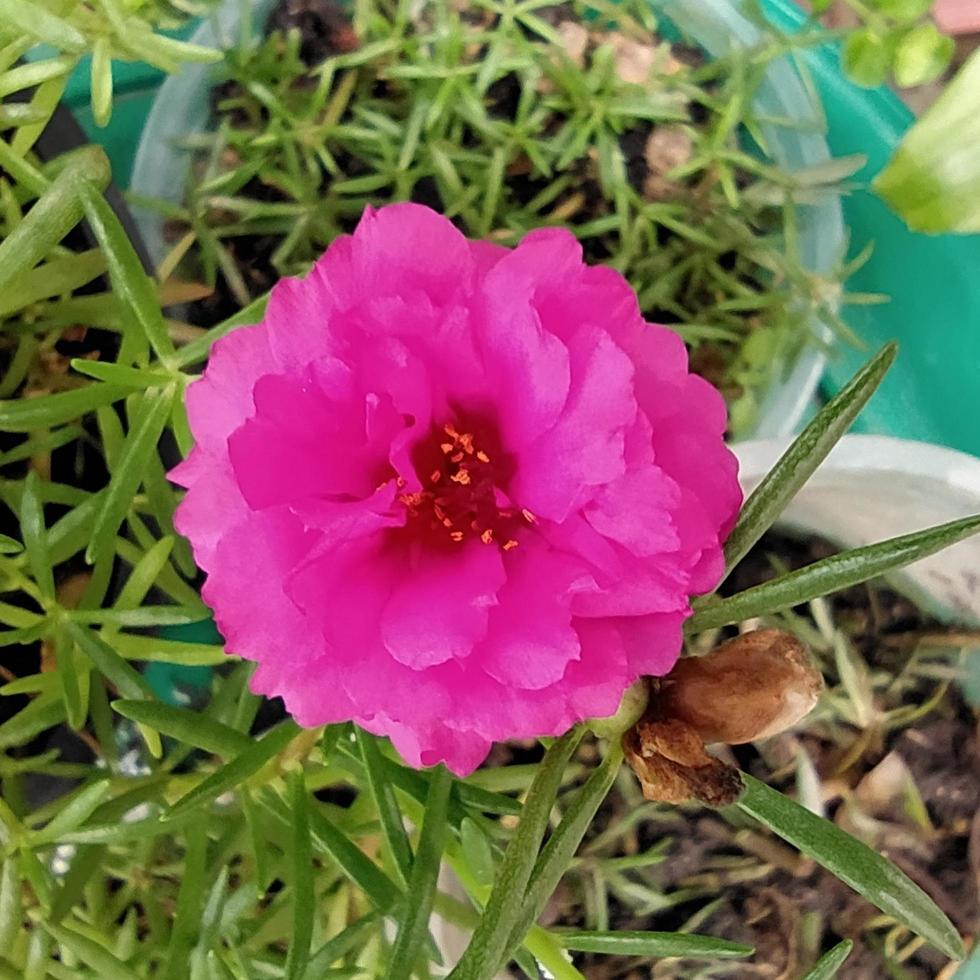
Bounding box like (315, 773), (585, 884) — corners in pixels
(264, 0), (358, 65)
(559, 532), (980, 979)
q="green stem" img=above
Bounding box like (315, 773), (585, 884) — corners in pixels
(512, 741), (624, 951)
(387, 765), (453, 980)
(448, 729), (583, 980)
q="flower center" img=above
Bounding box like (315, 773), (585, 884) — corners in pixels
(398, 423), (533, 549)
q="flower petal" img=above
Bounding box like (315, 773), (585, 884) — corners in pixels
(227, 364), (392, 509)
(366, 714), (492, 776)
(615, 612), (687, 677)
(479, 541), (595, 690)
(475, 296), (570, 452)
(351, 203), (475, 305)
(583, 463), (680, 557)
(564, 619), (633, 721)
(381, 542), (506, 669)
(513, 327), (636, 520)
(171, 452), (248, 573)
(184, 322), (279, 455)
(203, 507), (321, 668)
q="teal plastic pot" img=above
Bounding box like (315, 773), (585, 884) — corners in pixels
(762, 0), (980, 458)
(129, 0), (844, 440)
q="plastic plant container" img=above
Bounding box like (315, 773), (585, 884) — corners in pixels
(762, 0), (980, 459)
(129, 0), (845, 440)
(735, 434), (980, 626)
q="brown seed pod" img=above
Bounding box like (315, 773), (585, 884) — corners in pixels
(623, 630), (823, 807)
(624, 718), (744, 807)
(655, 629), (823, 746)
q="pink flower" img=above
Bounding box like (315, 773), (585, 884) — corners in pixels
(171, 204), (741, 776)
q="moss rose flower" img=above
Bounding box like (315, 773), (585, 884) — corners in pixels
(171, 204), (741, 775)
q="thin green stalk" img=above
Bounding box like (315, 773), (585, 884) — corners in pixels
(689, 514), (980, 632)
(387, 765), (453, 980)
(448, 729), (583, 980)
(357, 729), (413, 887)
(504, 742), (624, 969)
(284, 767), (314, 980)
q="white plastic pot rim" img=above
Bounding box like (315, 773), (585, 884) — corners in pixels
(733, 434), (980, 625)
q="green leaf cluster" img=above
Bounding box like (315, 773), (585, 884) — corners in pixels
(810, 0), (954, 88)
(0, 0), (219, 129)
(156, 0), (872, 434)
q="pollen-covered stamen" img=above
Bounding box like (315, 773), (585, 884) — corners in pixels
(398, 422), (532, 549)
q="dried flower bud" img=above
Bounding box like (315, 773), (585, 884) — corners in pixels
(656, 629), (823, 745)
(624, 718), (744, 807)
(623, 630), (822, 807)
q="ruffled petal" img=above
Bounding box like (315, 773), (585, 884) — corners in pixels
(184, 322), (279, 455)
(512, 326), (636, 521)
(381, 542), (506, 669)
(583, 464), (680, 557)
(264, 261), (348, 373)
(475, 289), (570, 452)
(615, 612), (687, 677)
(227, 364), (392, 509)
(366, 714), (492, 775)
(563, 619), (633, 721)
(203, 507), (322, 668)
(479, 540), (595, 690)
(350, 203), (475, 306)
(171, 452), (248, 573)
(251, 654), (358, 727)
